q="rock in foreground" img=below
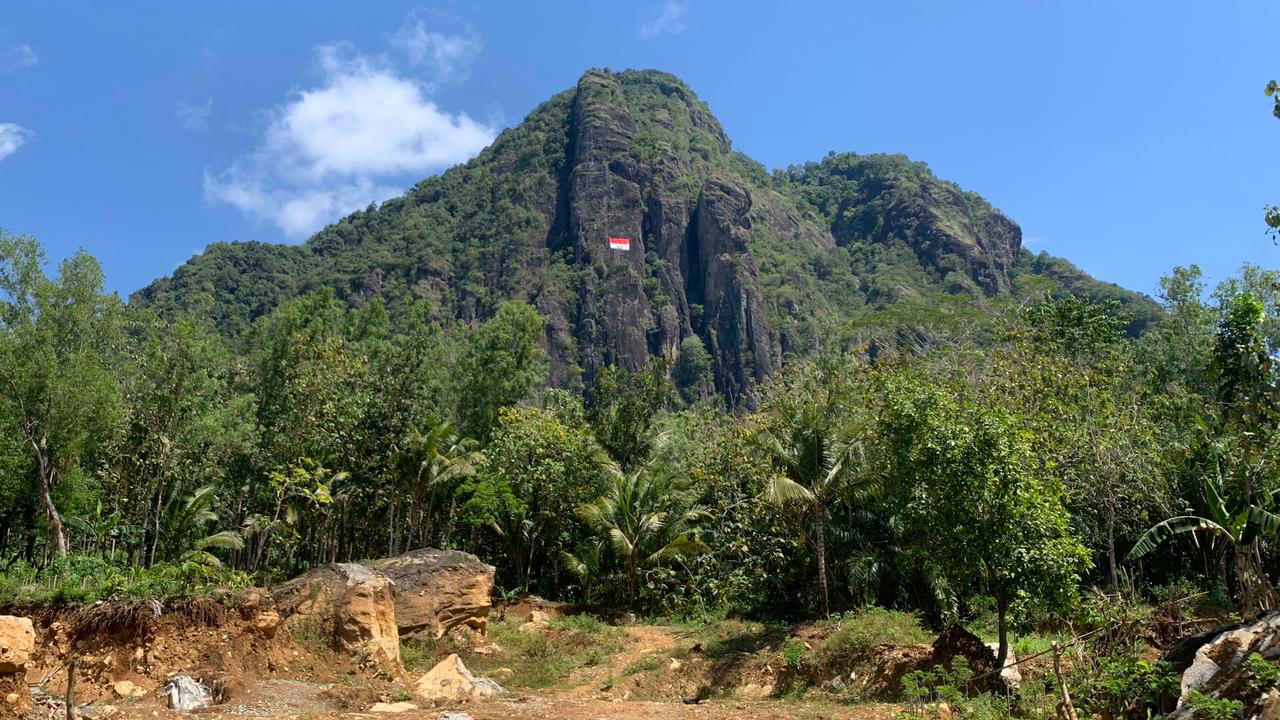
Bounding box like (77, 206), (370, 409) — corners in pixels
(372, 549), (495, 640)
(0, 615), (34, 673)
(414, 654), (505, 703)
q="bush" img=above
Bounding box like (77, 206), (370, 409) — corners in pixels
(813, 607), (933, 670)
(0, 554), (253, 607)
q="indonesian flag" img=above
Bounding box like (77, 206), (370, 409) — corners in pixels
(608, 237), (631, 251)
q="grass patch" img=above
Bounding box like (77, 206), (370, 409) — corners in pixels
(812, 607), (932, 671)
(463, 615), (624, 689)
(622, 655), (663, 676)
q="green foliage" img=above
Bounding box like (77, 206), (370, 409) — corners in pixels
(883, 374), (1091, 662)
(0, 554), (252, 607)
(1074, 654), (1181, 719)
(455, 301), (549, 440)
(781, 638), (807, 669)
(1244, 652), (1280, 692)
(812, 607), (933, 670)
(1185, 690), (1245, 720)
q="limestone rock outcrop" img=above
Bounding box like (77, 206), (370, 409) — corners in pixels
(275, 563), (401, 670)
(372, 549), (496, 641)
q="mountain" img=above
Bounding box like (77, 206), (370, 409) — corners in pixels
(135, 68), (1157, 398)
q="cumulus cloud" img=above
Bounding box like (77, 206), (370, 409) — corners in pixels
(205, 42), (497, 239)
(0, 42), (37, 72)
(176, 96), (214, 132)
(0, 123), (32, 161)
(640, 1), (688, 39)
(391, 10), (481, 86)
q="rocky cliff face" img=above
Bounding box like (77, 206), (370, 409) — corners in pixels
(135, 68), (1156, 402)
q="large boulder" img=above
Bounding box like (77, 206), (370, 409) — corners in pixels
(371, 549), (495, 640)
(275, 563), (401, 670)
(1169, 612), (1280, 720)
(0, 616), (34, 674)
(413, 654), (504, 703)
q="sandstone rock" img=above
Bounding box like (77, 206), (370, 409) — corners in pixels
(518, 610), (550, 634)
(111, 680), (146, 698)
(985, 642), (1022, 689)
(275, 563), (401, 670)
(371, 548), (495, 641)
(413, 654), (505, 703)
(370, 700), (419, 713)
(1260, 688), (1280, 720)
(0, 615), (35, 673)
(253, 610), (281, 637)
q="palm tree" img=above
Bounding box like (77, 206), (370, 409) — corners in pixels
(570, 466), (708, 606)
(397, 416), (482, 552)
(157, 484), (245, 565)
(750, 362), (880, 616)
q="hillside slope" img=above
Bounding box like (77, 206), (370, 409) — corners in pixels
(135, 68), (1157, 397)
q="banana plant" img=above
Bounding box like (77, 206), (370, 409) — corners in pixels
(1128, 472), (1280, 613)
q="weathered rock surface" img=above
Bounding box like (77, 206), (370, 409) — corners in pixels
(165, 675), (212, 711)
(0, 615), (34, 674)
(275, 563), (401, 670)
(371, 549), (495, 641)
(413, 654), (505, 703)
(1169, 612), (1280, 719)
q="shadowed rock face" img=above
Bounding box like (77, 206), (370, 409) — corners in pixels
(371, 548), (496, 641)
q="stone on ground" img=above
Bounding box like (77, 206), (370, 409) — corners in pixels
(413, 653), (505, 703)
(165, 675), (212, 711)
(372, 548), (495, 640)
(369, 700), (419, 712)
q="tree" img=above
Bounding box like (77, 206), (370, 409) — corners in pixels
(569, 465), (708, 607)
(459, 406), (610, 592)
(673, 336), (714, 404)
(392, 415), (481, 553)
(585, 360), (675, 470)
(750, 359), (880, 616)
(884, 376), (1090, 666)
(0, 231), (123, 558)
(455, 302), (549, 440)
(1129, 293), (1280, 613)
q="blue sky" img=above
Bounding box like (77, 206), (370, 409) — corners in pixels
(1, 2), (1278, 299)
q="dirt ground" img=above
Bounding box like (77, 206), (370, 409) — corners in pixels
(27, 619), (902, 720)
(97, 678), (902, 720)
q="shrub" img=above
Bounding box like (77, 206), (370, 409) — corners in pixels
(1185, 690), (1244, 720)
(781, 638), (807, 669)
(812, 607), (932, 670)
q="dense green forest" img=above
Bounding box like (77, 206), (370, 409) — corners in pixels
(2, 225), (1278, 669)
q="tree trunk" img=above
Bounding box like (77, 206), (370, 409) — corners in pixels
(995, 592), (1009, 668)
(1105, 504), (1118, 593)
(35, 444), (68, 558)
(815, 505), (829, 617)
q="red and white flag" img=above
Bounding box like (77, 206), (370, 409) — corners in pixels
(608, 237), (631, 251)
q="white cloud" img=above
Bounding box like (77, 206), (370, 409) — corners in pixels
(640, 1), (688, 39)
(0, 42), (36, 72)
(391, 10), (481, 86)
(205, 43), (496, 239)
(176, 96), (214, 132)
(0, 123), (32, 161)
